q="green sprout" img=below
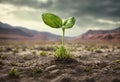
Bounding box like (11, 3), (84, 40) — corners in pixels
(40, 51), (47, 56)
(116, 60), (120, 64)
(42, 13), (75, 59)
(9, 67), (19, 77)
(32, 67), (43, 74)
(0, 55), (7, 60)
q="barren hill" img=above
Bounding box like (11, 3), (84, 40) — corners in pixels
(0, 22), (61, 41)
(76, 27), (120, 41)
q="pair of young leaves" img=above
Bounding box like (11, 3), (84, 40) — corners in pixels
(42, 13), (75, 29)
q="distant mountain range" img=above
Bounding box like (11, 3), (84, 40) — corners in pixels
(76, 27), (120, 41)
(0, 22), (62, 41)
(0, 21), (120, 42)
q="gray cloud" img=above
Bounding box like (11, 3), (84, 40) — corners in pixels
(0, 0), (53, 8)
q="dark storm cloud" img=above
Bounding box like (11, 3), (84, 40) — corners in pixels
(52, 0), (120, 19)
(0, 0), (120, 19)
(0, 0), (120, 36)
(51, 0), (120, 31)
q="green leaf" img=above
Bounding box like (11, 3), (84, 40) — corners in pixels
(42, 13), (62, 28)
(62, 17), (75, 29)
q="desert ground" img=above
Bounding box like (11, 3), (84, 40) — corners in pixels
(0, 41), (120, 82)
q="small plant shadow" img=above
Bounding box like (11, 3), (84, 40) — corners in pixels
(52, 58), (78, 65)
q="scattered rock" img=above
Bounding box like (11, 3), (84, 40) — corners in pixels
(75, 65), (85, 73)
(45, 65), (57, 71)
(96, 61), (108, 68)
(50, 69), (60, 74)
(95, 50), (103, 53)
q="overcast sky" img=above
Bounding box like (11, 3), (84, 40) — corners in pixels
(0, 0), (120, 36)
